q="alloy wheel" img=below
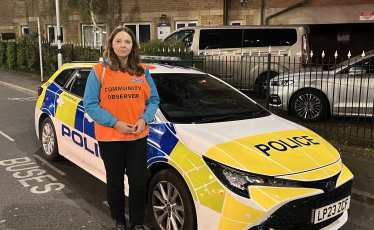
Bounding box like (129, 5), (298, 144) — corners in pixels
(42, 123), (54, 156)
(295, 94), (322, 120)
(152, 181), (185, 230)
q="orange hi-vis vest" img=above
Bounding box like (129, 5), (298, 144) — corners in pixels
(93, 63), (150, 141)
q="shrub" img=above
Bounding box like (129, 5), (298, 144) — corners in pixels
(0, 42), (6, 67)
(140, 40), (193, 57)
(6, 41), (16, 69)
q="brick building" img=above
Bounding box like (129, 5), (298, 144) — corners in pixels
(0, 0), (373, 51)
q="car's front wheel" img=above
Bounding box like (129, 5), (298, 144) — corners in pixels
(40, 117), (61, 161)
(290, 89), (329, 122)
(148, 169), (197, 230)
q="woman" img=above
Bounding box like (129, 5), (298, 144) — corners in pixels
(84, 26), (160, 230)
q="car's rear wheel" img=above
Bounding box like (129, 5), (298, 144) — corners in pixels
(257, 71), (278, 98)
(40, 117), (61, 161)
(291, 89), (329, 122)
(148, 169), (197, 230)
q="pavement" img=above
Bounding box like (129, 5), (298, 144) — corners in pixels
(1, 67), (374, 207)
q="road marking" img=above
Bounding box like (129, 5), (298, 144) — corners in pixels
(0, 80), (38, 96)
(102, 201), (151, 230)
(8, 97), (38, 101)
(0, 130), (15, 141)
(34, 154), (66, 176)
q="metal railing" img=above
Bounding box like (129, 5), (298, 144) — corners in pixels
(165, 50), (374, 143)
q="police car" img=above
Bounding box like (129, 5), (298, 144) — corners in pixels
(35, 57), (353, 230)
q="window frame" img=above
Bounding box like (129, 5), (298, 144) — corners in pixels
(47, 25), (64, 44)
(123, 22), (152, 43)
(81, 23), (107, 48)
(21, 26), (29, 35)
(230, 20), (242, 26)
(175, 21), (198, 30)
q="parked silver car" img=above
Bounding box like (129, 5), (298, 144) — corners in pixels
(269, 50), (374, 121)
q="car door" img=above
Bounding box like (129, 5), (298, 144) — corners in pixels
(334, 57), (374, 116)
(54, 68), (91, 162)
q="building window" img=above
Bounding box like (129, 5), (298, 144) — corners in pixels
(82, 24), (107, 48)
(175, 21), (198, 30)
(123, 22), (151, 43)
(230, 20), (242, 26)
(47, 25), (64, 44)
(21, 26), (29, 35)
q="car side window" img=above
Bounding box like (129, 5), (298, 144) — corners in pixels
(243, 29), (297, 47)
(54, 69), (76, 87)
(63, 68), (91, 98)
(199, 29), (242, 50)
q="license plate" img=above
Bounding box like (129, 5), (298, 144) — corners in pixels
(312, 196), (350, 224)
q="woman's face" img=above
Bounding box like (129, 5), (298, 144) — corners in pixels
(112, 31), (133, 60)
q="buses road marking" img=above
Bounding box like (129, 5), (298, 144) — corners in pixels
(0, 130), (15, 141)
(34, 154), (66, 176)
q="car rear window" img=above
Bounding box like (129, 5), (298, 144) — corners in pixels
(243, 29), (297, 47)
(54, 68), (76, 87)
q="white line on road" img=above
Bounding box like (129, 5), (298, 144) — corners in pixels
(34, 154), (66, 176)
(102, 201), (151, 230)
(0, 80), (38, 96)
(0, 130), (15, 141)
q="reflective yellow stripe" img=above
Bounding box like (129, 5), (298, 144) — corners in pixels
(169, 141), (205, 172)
(183, 175), (198, 201)
(338, 164), (353, 185)
(222, 193), (265, 223)
(218, 217), (248, 230)
(249, 187), (277, 210)
(205, 147), (245, 170)
(298, 168), (329, 180)
(196, 181), (226, 213)
(257, 187), (319, 203)
(36, 88), (47, 109)
(55, 92), (80, 128)
(324, 160), (342, 176)
(286, 174), (304, 180)
(187, 166), (215, 188)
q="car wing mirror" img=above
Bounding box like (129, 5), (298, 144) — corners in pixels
(349, 66), (367, 76)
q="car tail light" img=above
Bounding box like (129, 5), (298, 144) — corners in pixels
(302, 35), (308, 67)
(38, 87), (43, 96)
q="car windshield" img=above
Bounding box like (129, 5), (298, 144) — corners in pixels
(152, 73), (270, 123)
(329, 50), (374, 71)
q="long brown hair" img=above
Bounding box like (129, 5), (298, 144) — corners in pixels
(103, 26), (144, 77)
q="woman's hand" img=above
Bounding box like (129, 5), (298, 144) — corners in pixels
(131, 119), (146, 135)
(113, 121), (135, 135)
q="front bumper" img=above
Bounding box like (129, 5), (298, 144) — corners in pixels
(249, 180), (352, 230)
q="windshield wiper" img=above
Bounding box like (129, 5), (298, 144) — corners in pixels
(192, 115), (232, 124)
(251, 109), (267, 118)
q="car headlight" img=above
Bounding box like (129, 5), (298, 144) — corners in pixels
(271, 79), (295, 86)
(203, 156), (301, 198)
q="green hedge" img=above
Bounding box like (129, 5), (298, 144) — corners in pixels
(0, 37), (194, 76)
(140, 40), (193, 57)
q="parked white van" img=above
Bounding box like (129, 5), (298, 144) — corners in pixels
(164, 25), (310, 95)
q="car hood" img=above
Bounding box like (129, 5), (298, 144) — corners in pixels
(173, 114), (341, 178)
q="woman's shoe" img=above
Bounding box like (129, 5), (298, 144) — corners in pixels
(130, 225), (145, 230)
(115, 221), (126, 230)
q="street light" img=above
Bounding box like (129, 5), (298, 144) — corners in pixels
(55, 0), (63, 68)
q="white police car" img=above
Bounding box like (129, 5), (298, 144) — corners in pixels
(35, 58), (353, 230)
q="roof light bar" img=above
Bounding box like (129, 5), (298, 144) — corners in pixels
(140, 55), (181, 62)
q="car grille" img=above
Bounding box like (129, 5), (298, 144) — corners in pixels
(250, 180), (352, 230)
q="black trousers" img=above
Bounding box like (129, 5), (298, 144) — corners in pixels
(99, 137), (148, 225)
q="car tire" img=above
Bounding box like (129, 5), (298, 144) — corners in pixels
(257, 72), (278, 98)
(148, 169), (197, 230)
(290, 89), (329, 122)
(40, 117), (62, 161)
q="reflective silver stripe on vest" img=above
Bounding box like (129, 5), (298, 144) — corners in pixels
(101, 65), (106, 85)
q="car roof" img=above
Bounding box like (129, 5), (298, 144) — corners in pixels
(61, 62), (205, 75)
